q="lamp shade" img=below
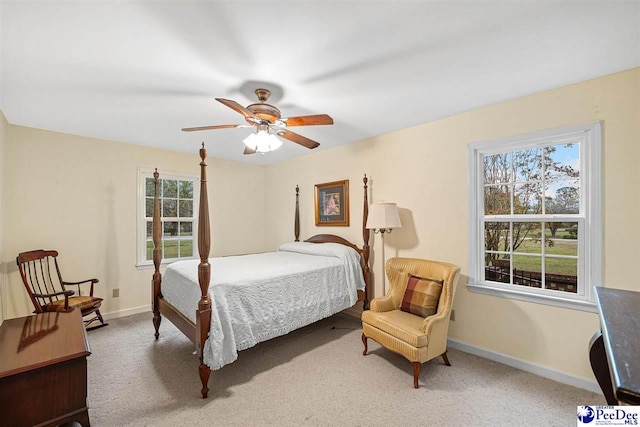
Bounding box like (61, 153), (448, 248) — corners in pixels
(366, 202), (402, 230)
(243, 130), (283, 153)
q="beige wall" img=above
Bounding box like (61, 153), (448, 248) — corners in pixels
(265, 68), (640, 381)
(0, 110), (7, 323)
(4, 126), (266, 319)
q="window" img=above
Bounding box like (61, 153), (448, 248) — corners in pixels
(137, 168), (199, 267)
(467, 122), (602, 311)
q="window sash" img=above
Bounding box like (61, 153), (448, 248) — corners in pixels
(468, 122), (602, 312)
(137, 168), (199, 267)
(481, 217), (583, 295)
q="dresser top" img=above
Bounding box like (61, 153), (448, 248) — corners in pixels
(595, 287), (640, 405)
(0, 309), (90, 379)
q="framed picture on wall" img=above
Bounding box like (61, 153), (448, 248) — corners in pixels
(314, 179), (349, 226)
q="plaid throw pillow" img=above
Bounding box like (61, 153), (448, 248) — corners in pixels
(400, 275), (444, 318)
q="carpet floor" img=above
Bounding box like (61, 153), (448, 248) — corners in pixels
(86, 312), (604, 426)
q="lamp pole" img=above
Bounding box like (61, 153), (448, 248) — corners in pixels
(375, 228), (392, 295)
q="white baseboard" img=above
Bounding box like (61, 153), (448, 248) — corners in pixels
(447, 337), (601, 394)
(103, 304), (151, 321)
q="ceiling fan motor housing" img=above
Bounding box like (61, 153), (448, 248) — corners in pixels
(246, 103), (281, 124)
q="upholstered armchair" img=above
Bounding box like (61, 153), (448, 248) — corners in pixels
(361, 257), (460, 388)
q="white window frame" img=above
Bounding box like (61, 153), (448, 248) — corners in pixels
(467, 122), (602, 312)
(136, 167), (199, 268)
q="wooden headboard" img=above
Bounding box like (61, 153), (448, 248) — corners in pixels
(305, 234), (363, 255)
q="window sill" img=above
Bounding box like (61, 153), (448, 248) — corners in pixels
(466, 282), (597, 313)
(137, 258), (195, 269)
(136, 262), (161, 270)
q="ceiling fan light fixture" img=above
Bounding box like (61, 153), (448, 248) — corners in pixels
(243, 130), (282, 153)
(183, 89), (332, 153)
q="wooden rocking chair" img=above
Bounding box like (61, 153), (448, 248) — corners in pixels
(17, 249), (107, 329)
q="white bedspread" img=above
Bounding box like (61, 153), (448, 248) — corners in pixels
(161, 242), (365, 370)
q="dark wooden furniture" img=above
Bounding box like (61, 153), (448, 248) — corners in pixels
(16, 249), (107, 329)
(151, 144), (372, 398)
(589, 287), (640, 405)
(0, 309), (91, 426)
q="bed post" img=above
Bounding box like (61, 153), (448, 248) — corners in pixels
(295, 185), (300, 242)
(362, 174), (371, 310)
(152, 168), (162, 339)
(196, 143), (212, 399)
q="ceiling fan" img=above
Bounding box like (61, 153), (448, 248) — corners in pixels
(182, 88), (334, 155)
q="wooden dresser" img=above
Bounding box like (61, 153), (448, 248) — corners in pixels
(590, 287), (640, 405)
(0, 309), (91, 427)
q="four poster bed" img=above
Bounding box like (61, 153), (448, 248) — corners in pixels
(151, 144), (372, 398)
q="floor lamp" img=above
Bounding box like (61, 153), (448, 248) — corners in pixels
(366, 202), (402, 295)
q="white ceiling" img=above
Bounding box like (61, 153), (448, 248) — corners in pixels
(1, 1), (639, 165)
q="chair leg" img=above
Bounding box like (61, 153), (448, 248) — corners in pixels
(412, 362), (421, 388)
(361, 333), (368, 355)
(442, 351), (451, 366)
(96, 309), (106, 326)
(85, 309), (108, 330)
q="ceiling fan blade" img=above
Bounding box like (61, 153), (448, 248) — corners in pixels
(182, 124), (241, 132)
(284, 114), (334, 127)
(279, 130), (320, 149)
(216, 98), (258, 121)
(243, 145), (257, 155)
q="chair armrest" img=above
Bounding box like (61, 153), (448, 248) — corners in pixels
(62, 278), (99, 285)
(33, 289), (74, 310)
(370, 295), (395, 312)
(62, 278), (99, 296)
(420, 309), (452, 340)
(32, 289), (74, 299)
(419, 312), (452, 360)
